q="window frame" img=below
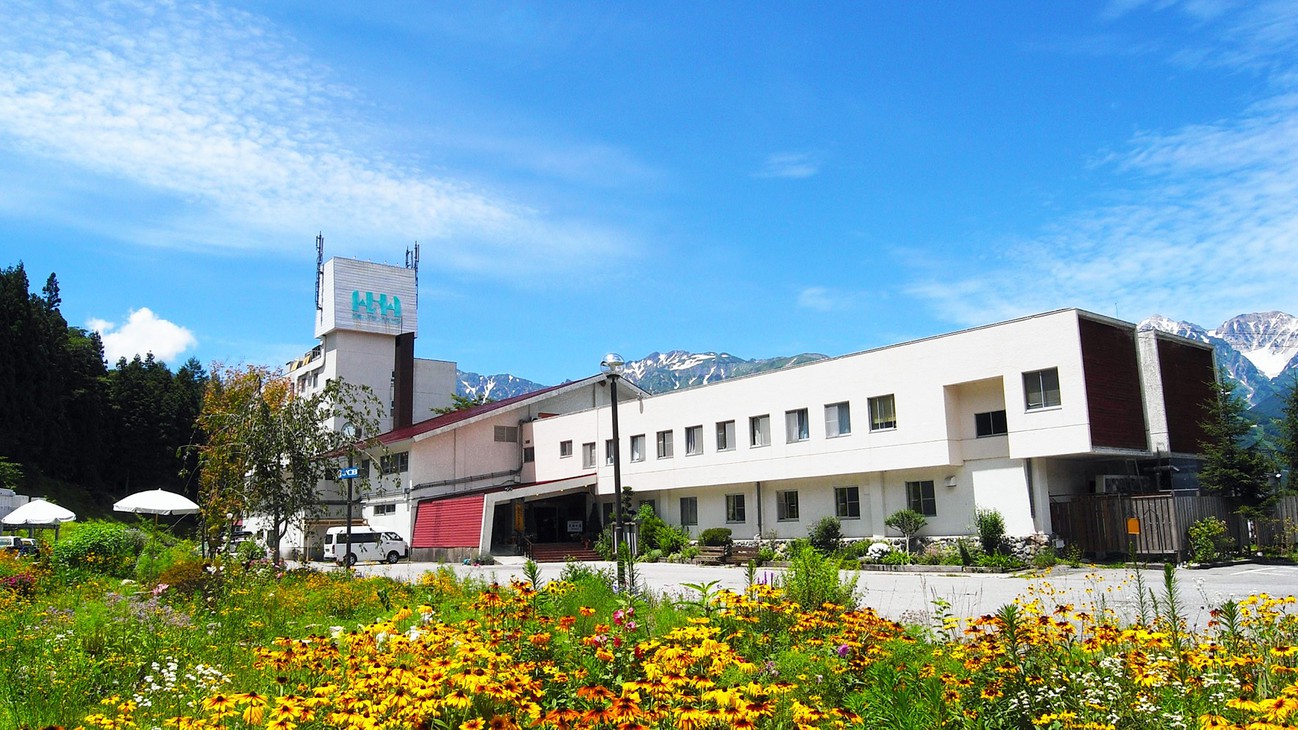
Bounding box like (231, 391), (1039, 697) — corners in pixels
(1023, 367), (1062, 411)
(629, 434), (645, 462)
(716, 420), (736, 451)
(725, 493), (747, 523)
(776, 490), (800, 522)
(582, 442), (596, 469)
(680, 496), (698, 526)
(559, 440), (573, 458)
(785, 408), (810, 443)
(975, 410), (1008, 437)
(906, 480), (937, 517)
(750, 414), (771, 447)
(656, 429), (674, 459)
(685, 425), (704, 456)
(604, 439), (615, 466)
(868, 394), (897, 432)
(825, 401), (852, 438)
(834, 486), (861, 519)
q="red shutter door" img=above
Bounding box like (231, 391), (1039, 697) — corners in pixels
(413, 494), (485, 548)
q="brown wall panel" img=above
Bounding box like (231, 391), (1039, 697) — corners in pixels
(1079, 317), (1148, 450)
(1157, 338), (1216, 454)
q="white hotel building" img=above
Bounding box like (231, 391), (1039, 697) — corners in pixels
(278, 254), (1215, 561)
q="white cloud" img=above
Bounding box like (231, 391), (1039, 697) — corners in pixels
(797, 286), (848, 312)
(755, 152), (821, 180)
(0, 1), (633, 275)
(90, 308), (197, 365)
(910, 4), (1298, 329)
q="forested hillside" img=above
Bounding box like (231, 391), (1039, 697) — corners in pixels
(0, 262), (206, 517)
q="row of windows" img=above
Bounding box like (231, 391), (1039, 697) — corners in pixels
(557, 367), (1059, 466)
(673, 486), (865, 525)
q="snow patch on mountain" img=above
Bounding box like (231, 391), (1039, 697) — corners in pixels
(1209, 311), (1298, 379)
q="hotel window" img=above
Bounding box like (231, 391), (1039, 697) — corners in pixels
(379, 451), (409, 475)
(835, 486), (861, 519)
(785, 408), (810, 442)
(656, 430), (674, 459)
(716, 420), (735, 451)
(523, 446), (535, 463)
(373, 503), (397, 516)
(750, 414), (771, 447)
(494, 425), (519, 443)
(630, 434), (645, 462)
(975, 410), (1008, 437)
(680, 496), (698, 526)
(1023, 368), (1061, 410)
(582, 442), (596, 469)
(776, 490), (800, 521)
(906, 480), (937, 517)
(825, 401), (851, 437)
(726, 494), (746, 523)
(685, 425), (703, 455)
(605, 439), (615, 466)
(868, 394), (896, 431)
(560, 440), (573, 458)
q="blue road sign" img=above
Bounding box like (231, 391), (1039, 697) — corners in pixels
(338, 467), (360, 479)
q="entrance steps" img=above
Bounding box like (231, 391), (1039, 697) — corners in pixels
(528, 541), (601, 563)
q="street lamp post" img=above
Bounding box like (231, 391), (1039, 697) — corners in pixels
(342, 422), (357, 571)
(601, 353), (626, 590)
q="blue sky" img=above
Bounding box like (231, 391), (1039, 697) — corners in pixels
(2, 1), (1297, 385)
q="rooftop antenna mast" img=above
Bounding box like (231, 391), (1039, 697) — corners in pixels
(406, 241), (420, 299)
(315, 233), (325, 312)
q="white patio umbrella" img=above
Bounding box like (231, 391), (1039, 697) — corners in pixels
(113, 489), (201, 516)
(3, 498), (76, 526)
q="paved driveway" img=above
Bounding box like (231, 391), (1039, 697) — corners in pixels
(337, 559), (1298, 630)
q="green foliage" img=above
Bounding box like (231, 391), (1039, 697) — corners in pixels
(881, 549), (913, 566)
(974, 551), (1024, 570)
(1032, 545), (1059, 569)
(234, 538), (267, 563)
(430, 392), (495, 415)
(885, 509), (927, 553)
(134, 538), (198, 585)
(522, 558), (543, 589)
(698, 527), (733, 546)
(156, 557), (218, 596)
(973, 508), (1006, 555)
(1188, 516), (1235, 563)
(1198, 375), (1273, 507)
(52, 521), (144, 577)
(1276, 374), (1298, 493)
(635, 503), (689, 555)
(780, 546), (859, 608)
(593, 525), (614, 560)
(808, 515), (843, 554)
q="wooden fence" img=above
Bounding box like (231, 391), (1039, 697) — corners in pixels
(1050, 493), (1298, 560)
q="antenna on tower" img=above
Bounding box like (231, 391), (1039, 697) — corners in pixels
(406, 241), (420, 290)
(315, 233), (325, 312)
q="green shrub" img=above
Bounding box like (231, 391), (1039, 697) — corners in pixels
(640, 548), (664, 563)
(1032, 545), (1059, 569)
(1188, 516), (1234, 563)
(157, 557), (217, 596)
(699, 527), (733, 546)
(593, 526), (614, 559)
(52, 521), (144, 578)
(884, 509), (927, 552)
(808, 516), (843, 554)
(881, 550), (912, 566)
(974, 508), (1006, 555)
(234, 539), (267, 563)
(781, 547), (858, 609)
(975, 551), (1024, 570)
(134, 539), (198, 584)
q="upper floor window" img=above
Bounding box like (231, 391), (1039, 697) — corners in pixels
(869, 394), (896, 431)
(656, 430), (674, 459)
(379, 451), (409, 475)
(630, 434), (646, 462)
(825, 401), (851, 437)
(582, 442), (596, 469)
(559, 440), (573, 458)
(604, 439), (615, 465)
(716, 420), (735, 451)
(750, 415), (771, 447)
(1023, 368), (1061, 410)
(685, 425), (704, 455)
(975, 410), (1008, 437)
(785, 408), (810, 442)
(494, 425), (519, 443)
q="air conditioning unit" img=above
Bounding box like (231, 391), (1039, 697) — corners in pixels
(1094, 474), (1147, 494)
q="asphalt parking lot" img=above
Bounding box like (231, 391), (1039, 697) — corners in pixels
(333, 558), (1298, 630)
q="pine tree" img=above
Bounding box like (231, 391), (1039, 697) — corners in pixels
(1198, 374), (1272, 509)
(1275, 374), (1298, 495)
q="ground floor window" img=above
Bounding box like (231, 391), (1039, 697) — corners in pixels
(776, 490), (799, 521)
(906, 480), (937, 516)
(726, 494), (746, 523)
(834, 486), (860, 519)
(975, 409), (1008, 437)
(680, 496), (698, 526)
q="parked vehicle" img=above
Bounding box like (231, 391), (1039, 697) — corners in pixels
(0, 536), (36, 556)
(323, 526), (408, 566)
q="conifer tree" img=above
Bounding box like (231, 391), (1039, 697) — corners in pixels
(1198, 374), (1272, 510)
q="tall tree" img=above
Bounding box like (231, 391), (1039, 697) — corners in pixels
(1198, 374), (1272, 510)
(194, 366), (383, 562)
(1275, 375), (1298, 494)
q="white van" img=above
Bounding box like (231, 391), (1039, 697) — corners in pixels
(323, 526), (409, 566)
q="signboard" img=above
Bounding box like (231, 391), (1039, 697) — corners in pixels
(338, 467), (360, 480)
(1126, 517), (1140, 535)
(566, 520), (583, 534)
(315, 258), (418, 338)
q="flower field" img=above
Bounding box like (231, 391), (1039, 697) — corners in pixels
(3, 545), (1298, 730)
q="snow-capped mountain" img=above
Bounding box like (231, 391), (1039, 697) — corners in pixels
(454, 351), (827, 400)
(1139, 311), (1298, 410)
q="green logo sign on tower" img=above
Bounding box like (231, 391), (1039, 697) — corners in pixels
(351, 290), (402, 327)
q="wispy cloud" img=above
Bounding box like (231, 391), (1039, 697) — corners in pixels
(89, 308), (197, 364)
(909, 3), (1298, 328)
(755, 152), (822, 180)
(0, 1), (632, 274)
(797, 286), (852, 312)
